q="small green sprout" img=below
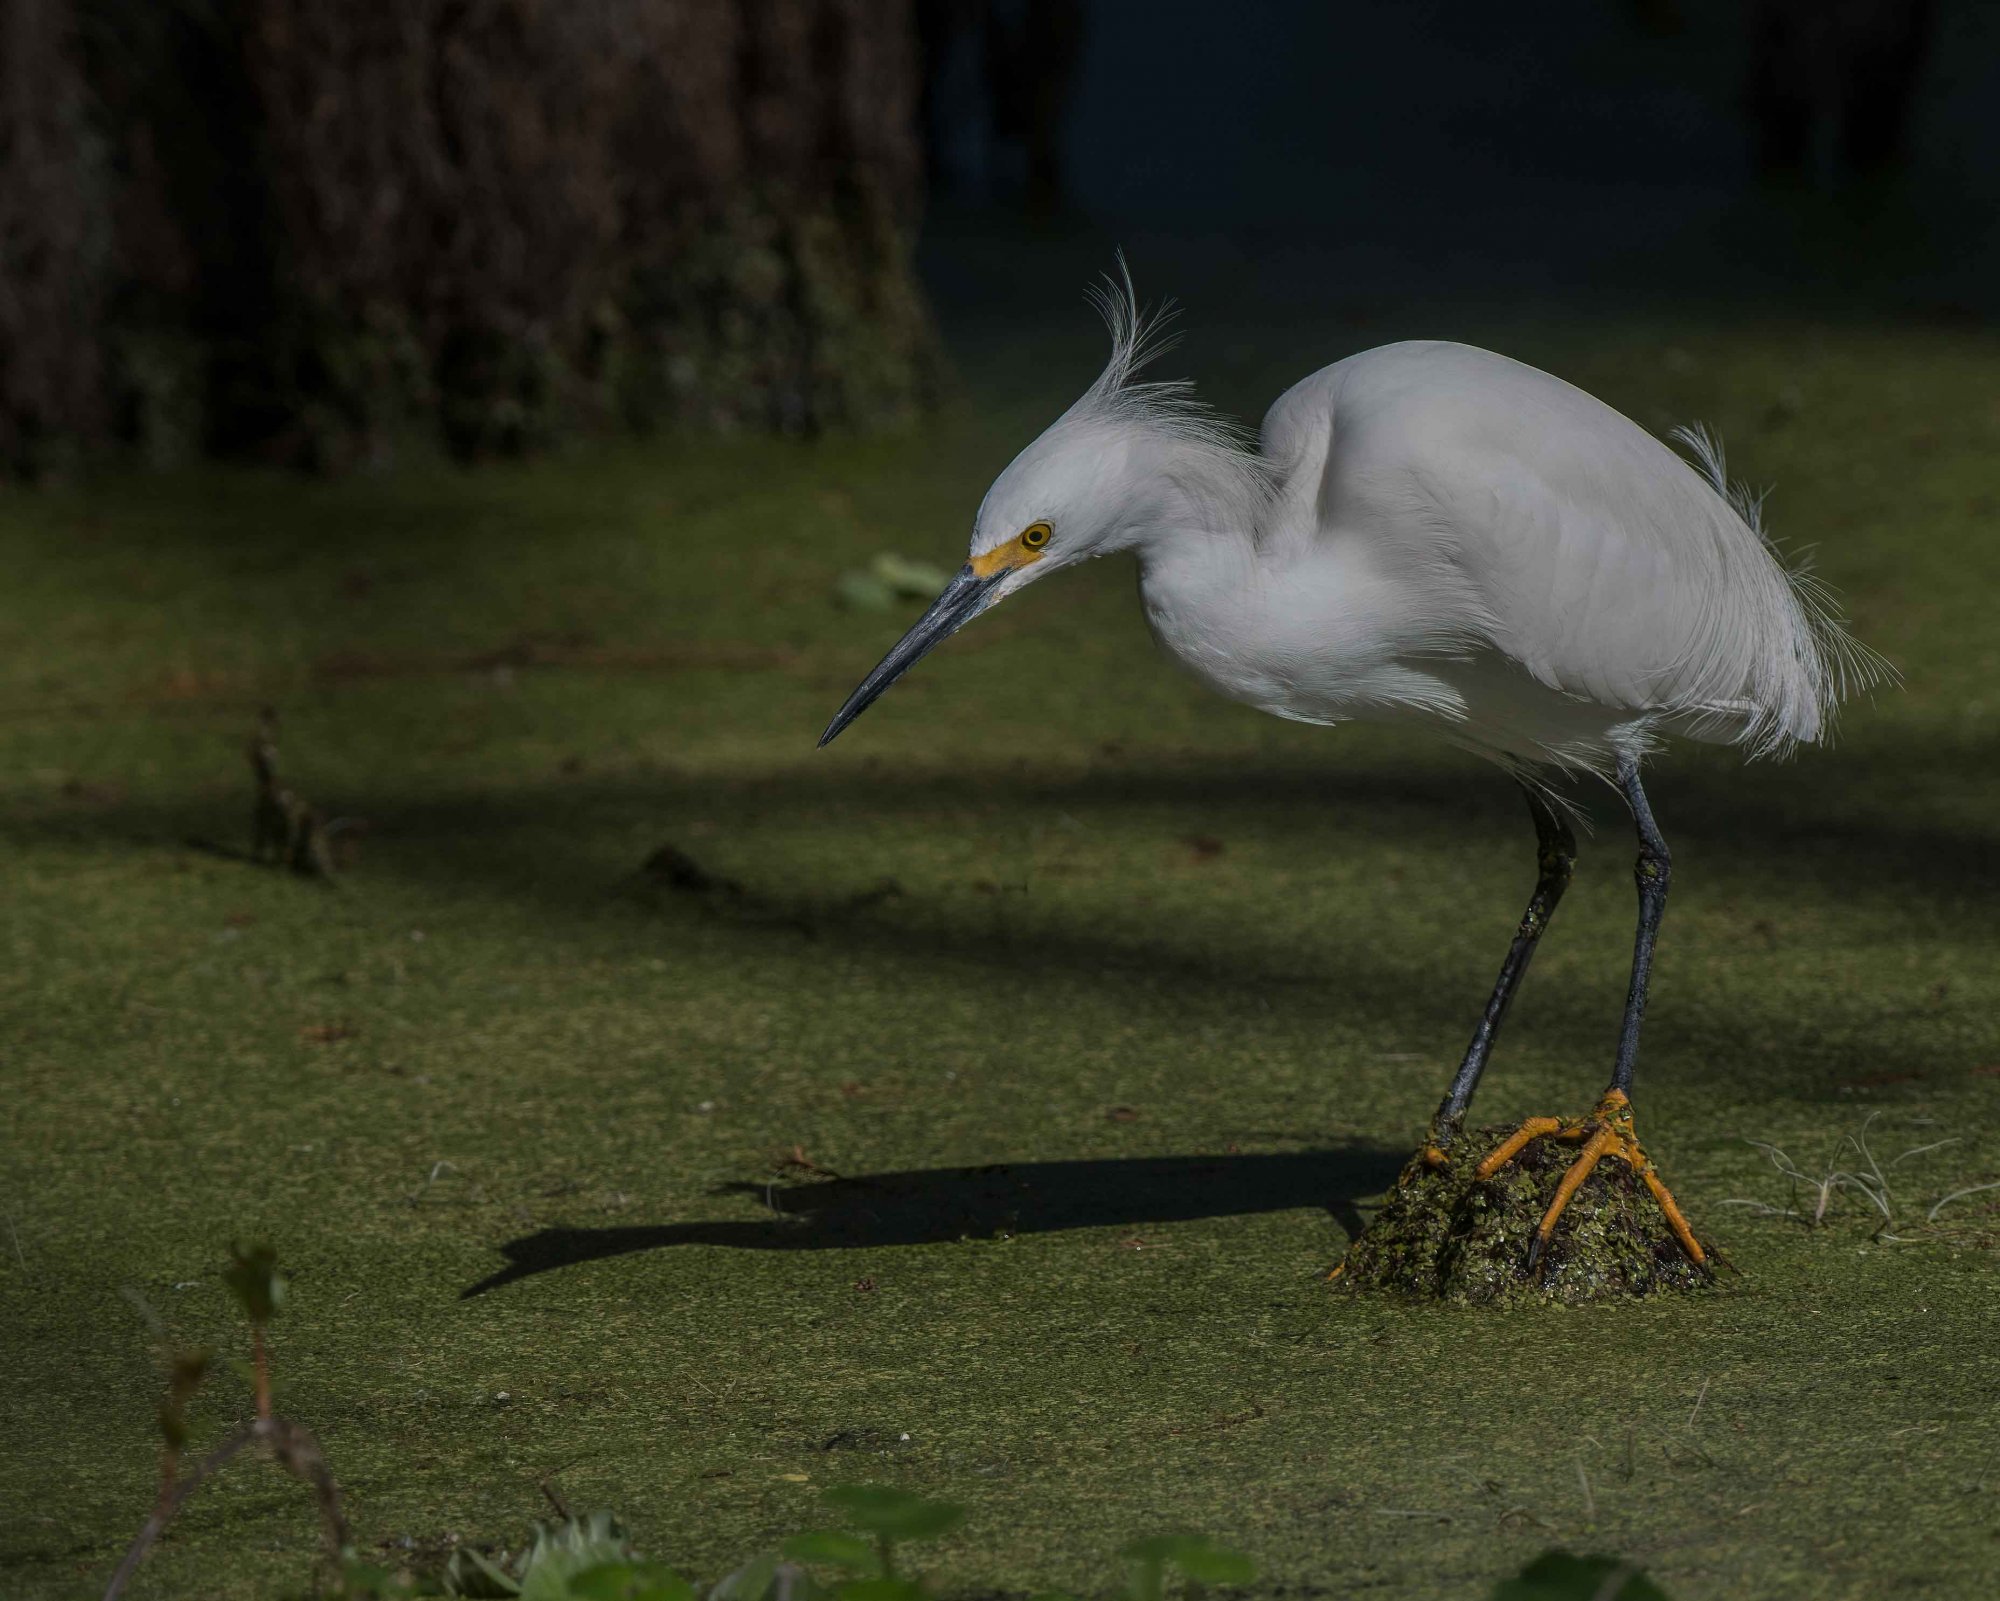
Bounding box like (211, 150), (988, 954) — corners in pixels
(223, 1240), (285, 1417)
(223, 1240), (287, 1324)
(106, 1244), (348, 1601)
(156, 1348), (212, 1459)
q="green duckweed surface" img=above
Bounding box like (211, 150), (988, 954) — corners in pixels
(2, 314), (1997, 1598)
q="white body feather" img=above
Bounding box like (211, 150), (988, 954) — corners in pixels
(964, 282), (1888, 780)
(1139, 341), (1867, 773)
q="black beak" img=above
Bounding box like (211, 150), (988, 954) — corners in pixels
(818, 565), (1003, 747)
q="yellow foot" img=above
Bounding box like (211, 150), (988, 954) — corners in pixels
(1473, 1089), (1707, 1271)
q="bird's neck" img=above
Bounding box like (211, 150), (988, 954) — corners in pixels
(1122, 434), (1270, 567)
(1127, 452), (1274, 670)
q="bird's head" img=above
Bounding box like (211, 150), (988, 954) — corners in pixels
(819, 260), (1261, 748)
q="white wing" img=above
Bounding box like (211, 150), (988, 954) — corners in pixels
(1260, 341), (1878, 753)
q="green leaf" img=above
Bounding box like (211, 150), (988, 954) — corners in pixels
(1167, 1543), (1254, 1586)
(1492, 1552), (1670, 1601)
(443, 1544), (524, 1597)
(222, 1241), (286, 1325)
(869, 554), (952, 598)
(518, 1514), (637, 1601)
(157, 1347), (214, 1450)
(707, 1551), (781, 1601)
(338, 1559), (398, 1598)
(167, 1347), (213, 1397)
(783, 1531), (880, 1572)
(835, 572), (896, 611)
(1117, 1535), (1254, 1601)
(518, 1565), (581, 1601)
(1120, 1547), (1167, 1601)
(629, 1565), (698, 1601)
(225, 1355), (261, 1393)
(830, 1580), (927, 1601)
(836, 555), (953, 611)
(821, 1485), (965, 1542)
(565, 1564), (632, 1599)
(569, 1561), (696, 1601)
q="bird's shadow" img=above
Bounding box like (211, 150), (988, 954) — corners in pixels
(461, 1145), (1404, 1297)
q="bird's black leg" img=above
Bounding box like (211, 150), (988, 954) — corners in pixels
(1610, 754), (1670, 1096)
(1460, 755), (1706, 1272)
(1425, 784), (1576, 1155)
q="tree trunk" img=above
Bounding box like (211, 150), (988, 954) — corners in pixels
(0, 0), (935, 474)
(0, 0), (104, 478)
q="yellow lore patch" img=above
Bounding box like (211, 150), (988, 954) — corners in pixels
(969, 522), (1051, 578)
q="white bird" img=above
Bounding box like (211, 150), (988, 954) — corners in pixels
(820, 266), (1889, 1270)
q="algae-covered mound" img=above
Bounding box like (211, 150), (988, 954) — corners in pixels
(1337, 1128), (1714, 1304)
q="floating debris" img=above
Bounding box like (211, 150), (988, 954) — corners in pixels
(835, 552), (953, 611)
(248, 710), (338, 879)
(633, 843), (744, 900)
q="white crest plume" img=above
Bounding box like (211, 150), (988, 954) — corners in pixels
(1067, 255), (1277, 509)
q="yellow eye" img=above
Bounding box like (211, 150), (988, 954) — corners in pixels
(1021, 522), (1052, 550)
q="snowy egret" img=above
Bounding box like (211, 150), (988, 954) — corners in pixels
(820, 267), (1888, 1269)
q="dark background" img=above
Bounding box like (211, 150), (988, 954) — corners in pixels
(2, 0), (1995, 475)
(920, 0), (1999, 326)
